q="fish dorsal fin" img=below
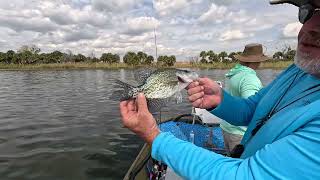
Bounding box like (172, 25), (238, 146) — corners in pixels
(134, 68), (156, 84)
(109, 79), (136, 101)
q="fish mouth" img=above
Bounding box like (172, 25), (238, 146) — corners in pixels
(178, 76), (187, 83)
(176, 70), (199, 83)
(177, 75), (195, 83)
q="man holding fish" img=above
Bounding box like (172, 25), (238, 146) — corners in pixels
(120, 0), (320, 179)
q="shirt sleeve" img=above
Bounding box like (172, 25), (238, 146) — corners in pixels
(210, 87), (268, 126)
(152, 117), (320, 180)
(211, 64), (295, 126)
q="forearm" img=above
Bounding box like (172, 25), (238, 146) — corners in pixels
(152, 132), (245, 180)
(210, 91), (261, 126)
(152, 120), (320, 180)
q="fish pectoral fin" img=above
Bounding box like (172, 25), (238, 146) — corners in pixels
(174, 92), (183, 104)
(147, 98), (169, 113)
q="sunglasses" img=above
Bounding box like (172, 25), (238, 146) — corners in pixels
(299, 3), (320, 23)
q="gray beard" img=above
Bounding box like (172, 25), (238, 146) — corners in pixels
(294, 51), (320, 78)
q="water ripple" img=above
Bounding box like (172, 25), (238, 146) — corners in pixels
(0, 69), (280, 180)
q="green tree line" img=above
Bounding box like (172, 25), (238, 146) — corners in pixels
(0, 45), (177, 67)
(0, 45), (296, 67)
(198, 47), (296, 64)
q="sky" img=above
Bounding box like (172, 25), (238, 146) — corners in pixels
(0, 0), (302, 61)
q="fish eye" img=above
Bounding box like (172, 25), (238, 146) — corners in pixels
(177, 76), (185, 83)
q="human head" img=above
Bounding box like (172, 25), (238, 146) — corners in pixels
(295, 4), (320, 77)
(235, 43), (268, 70)
(271, 0), (320, 77)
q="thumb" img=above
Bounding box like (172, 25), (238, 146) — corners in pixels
(198, 78), (208, 85)
(137, 93), (148, 112)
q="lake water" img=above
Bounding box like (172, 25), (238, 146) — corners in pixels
(0, 69), (281, 180)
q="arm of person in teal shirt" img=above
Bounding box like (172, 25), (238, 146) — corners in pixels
(152, 116), (320, 180)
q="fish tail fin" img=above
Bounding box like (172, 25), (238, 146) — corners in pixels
(110, 80), (136, 101)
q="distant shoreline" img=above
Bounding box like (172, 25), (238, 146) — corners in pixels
(0, 61), (292, 70)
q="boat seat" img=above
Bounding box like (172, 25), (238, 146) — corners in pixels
(194, 108), (222, 125)
(165, 167), (183, 180)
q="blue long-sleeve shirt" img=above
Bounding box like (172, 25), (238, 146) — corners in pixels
(151, 64), (320, 180)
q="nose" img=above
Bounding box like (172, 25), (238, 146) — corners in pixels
(309, 30), (320, 39)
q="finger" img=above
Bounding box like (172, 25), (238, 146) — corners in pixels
(120, 101), (129, 119)
(137, 93), (148, 113)
(120, 100), (129, 107)
(186, 81), (199, 90)
(199, 78), (218, 88)
(188, 92), (204, 102)
(198, 78), (209, 85)
(187, 86), (204, 96)
(192, 98), (203, 108)
(127, 100), (136, 111)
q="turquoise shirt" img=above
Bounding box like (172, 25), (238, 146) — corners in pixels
(221, 64), (262, 135)
(152, 64), (320, 180)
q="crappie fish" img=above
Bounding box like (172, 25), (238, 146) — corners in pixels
(111, 68), (198, 112)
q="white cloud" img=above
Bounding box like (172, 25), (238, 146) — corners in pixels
(212, 0), (241, 5)
(154, 0), (189, 16)
(124, 17), (160, 35)
(40, 3), (110, 27)
(0, 0), (301, 60)
(92, 0), (143, 12)
(153, 0), (203, 16)
(283, 22), (303, 38)
(219, 30), (251, 41)
(0, 16), (57, 33)
(198, 3), (229, 24)
(169, 17), (194, 25)
(198, 4), (253, 25)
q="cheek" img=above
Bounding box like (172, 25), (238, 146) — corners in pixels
(298, 30), (305, 44)
(310, 12), (320, 27)
(313, 1), (320, 7)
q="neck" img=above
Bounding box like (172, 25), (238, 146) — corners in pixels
(239, 62), (260, 70)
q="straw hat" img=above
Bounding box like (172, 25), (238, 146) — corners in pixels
(234, 43), (269, 63)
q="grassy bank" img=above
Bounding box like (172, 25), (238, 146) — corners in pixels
(175, 61), (292, 69)
(0, 61), (293, 70)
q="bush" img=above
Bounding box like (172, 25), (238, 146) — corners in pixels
(123, 52), (140, 65)
(157, 55), (176, 66)
(101, 53), (120, 64)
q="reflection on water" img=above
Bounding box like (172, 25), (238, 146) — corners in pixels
(0, 69), (281, 180)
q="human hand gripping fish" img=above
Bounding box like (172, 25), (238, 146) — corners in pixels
(120, 93), (160, 144)
(112, 68), (199, 112)
(118, 68), (199, 144)
(186, 78), (223, 110)
(119, 76), (223, 144)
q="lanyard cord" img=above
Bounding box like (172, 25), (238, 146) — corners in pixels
(233, 72), (320, 158)
(251, 72), (300, 136)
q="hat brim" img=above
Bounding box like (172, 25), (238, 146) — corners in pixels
(234, 54), (269, 63)
(269, 0), (300, 7)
